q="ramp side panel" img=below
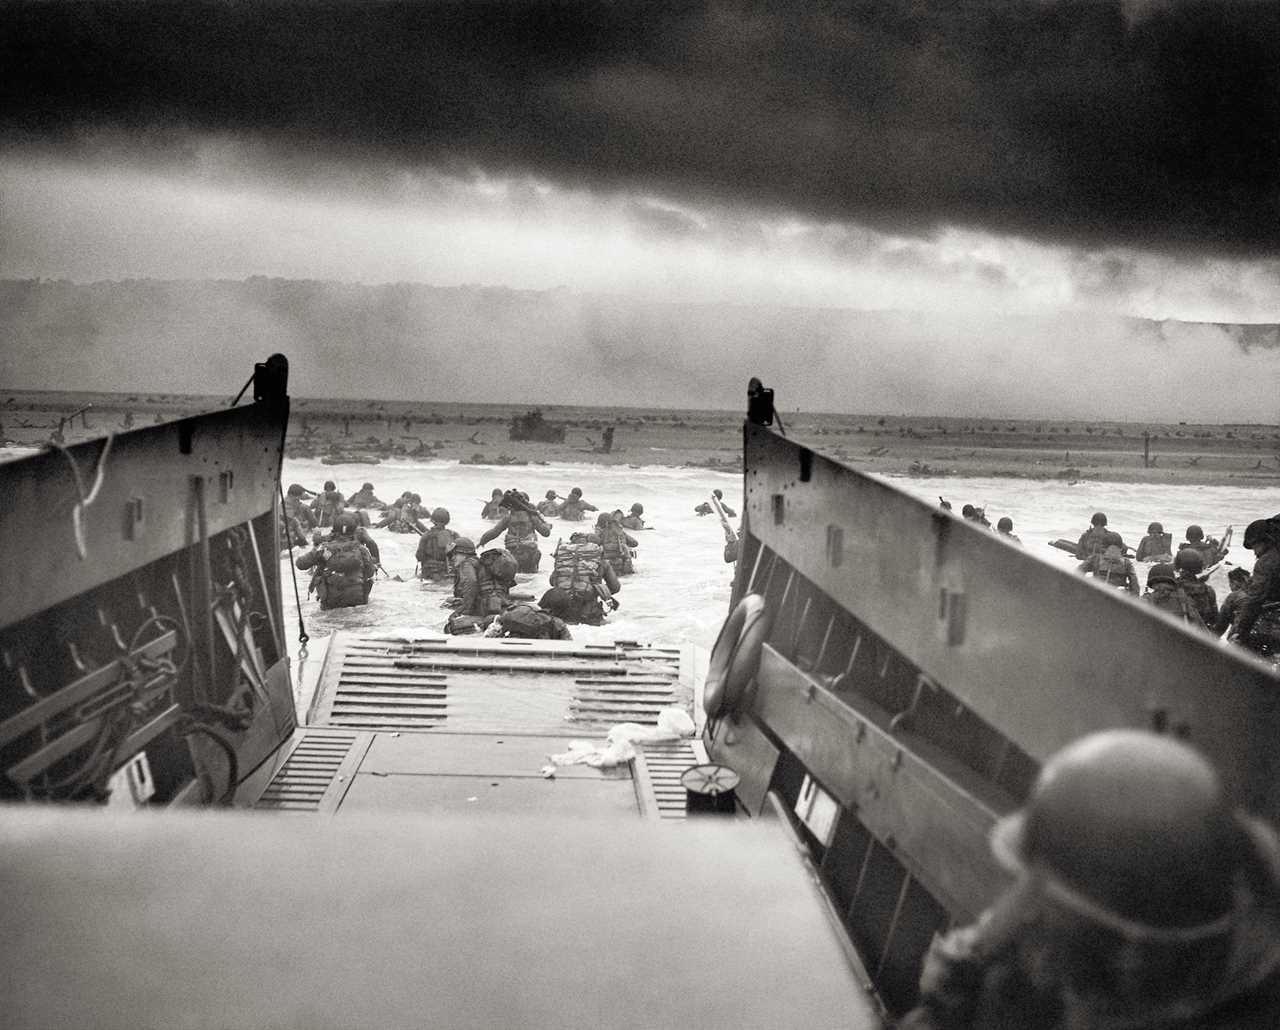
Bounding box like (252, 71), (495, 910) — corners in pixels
(744, 423), (1280, 819)
(0, 402), (286, 630)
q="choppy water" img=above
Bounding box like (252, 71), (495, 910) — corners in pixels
(280, 458), (1279, 668)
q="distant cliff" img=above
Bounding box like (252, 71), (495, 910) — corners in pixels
(1, 278), (1276, 419)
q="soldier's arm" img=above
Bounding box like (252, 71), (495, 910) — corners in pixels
(602, 563), (621, 594)
(295, 548), (322, 571)
(1213, 594), (1238, 637)
(1234, 557), (1274, 638)
(478, 517), (509, 548)
(533, 514), (551, 537)
(623, 531), (639, 547)
(582, 501), (598, 512)
(457, 565), (480, 613)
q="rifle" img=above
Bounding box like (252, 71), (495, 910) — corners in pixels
(377, 563), (404, 582)
(710, 494), (738, 546)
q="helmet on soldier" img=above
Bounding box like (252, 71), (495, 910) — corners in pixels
(545, 490), (557, 499)
(1091, 512), (1107, 527)
(1243, 519), (1274, 549)
(1174, 549), (1204, 575)
(324, 480), (336, 491)
(362, 482), (374, 491)
(630, 503), (643, 514)
(332, 513), (359, 535)
(448, 537), (475, 555)
(431, 507), (450, 525)
(1186, 525), (1204, 542)
(991, 730), (1242, 933)
(1148, 522), (1163, 535)
(1147, 563), (1176, 587)
(997, 517), (1013, 532)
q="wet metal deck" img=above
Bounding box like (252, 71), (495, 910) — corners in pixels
(249, 632), (708, 819)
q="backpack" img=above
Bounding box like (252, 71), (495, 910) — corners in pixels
(479, 548), (518, 587)
(1146, 582), (1200, 623)
(499, 604), (562, 639)
(325, 538), (367, 576)
(552, 541), (603, 597)
(419, 526), (454, 563)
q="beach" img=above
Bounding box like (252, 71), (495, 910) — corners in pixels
(4, 388), (1279, 488)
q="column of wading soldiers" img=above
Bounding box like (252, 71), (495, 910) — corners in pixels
(292, 480), (760, 641)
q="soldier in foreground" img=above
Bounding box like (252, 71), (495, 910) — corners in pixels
(901, 729), (1280, 1029)
(1234, 518), (1280, 657)
(542, 533), (621, 625)
(1214, 568), (1252, 637)
(294, 513), (377, 610)
(443, 539), (518, 634)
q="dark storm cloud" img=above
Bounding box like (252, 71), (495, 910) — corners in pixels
(3, 1), (1279, 255)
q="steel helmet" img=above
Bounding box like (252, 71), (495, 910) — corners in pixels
(491, 488), (503, 498)
(1186, 525), (1204, 542)
(1243, 519), (1274, 549)
(1091, 512), (1108, 527)
(1148, 522), (1163, 535)
(1174, 549), (1205, 575)
(630, 503), (643, 514)
(332, 512), (360, 535)
(961, 504), (976, 518)
(286, 484), (305, 497)
(1228, 567), (1250, 586)
(409, 493), (422, 503)
(362, 481), (374, 491)
(569, 487), (582, 498)
(323, 480), (336, 491)
(991, 730), (1241, 933)
(1146, 563), (1176, 587)
(431, 507), (450, 525)
(997, 517), (1013, 532)
(545, 490), (557, 499)
(448, 537), (475, 555)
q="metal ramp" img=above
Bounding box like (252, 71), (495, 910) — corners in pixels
(252, 632), (709, 820)
(306, 633), (693, 734)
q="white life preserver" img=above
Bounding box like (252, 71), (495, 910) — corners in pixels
(703, 593), (772, 720)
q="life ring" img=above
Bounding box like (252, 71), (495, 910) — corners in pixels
(703, 593), (772, 720)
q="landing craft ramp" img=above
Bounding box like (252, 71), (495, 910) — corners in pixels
(243, 633), (715, 820)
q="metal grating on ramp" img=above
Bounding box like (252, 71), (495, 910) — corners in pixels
(308, 634), (692, 734)
(569, 678), (679, 727)
(319, 636), (450, 730)
(255, 731), (360, 811)
(633, 739), (710, 820)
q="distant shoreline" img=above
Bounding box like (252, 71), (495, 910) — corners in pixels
(3, 388), (1278, 489)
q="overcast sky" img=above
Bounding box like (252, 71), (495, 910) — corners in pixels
(1, 2), (1278, 415)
